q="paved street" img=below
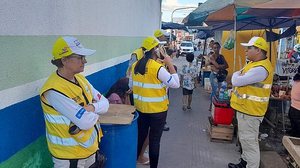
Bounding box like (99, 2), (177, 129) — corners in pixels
(138, 56), (240, 168)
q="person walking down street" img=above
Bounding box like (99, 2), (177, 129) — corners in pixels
(180, 53), (198, 111)
(130, 36), (180, 168)
(40, 36), (109, 168)
(208, 42), (229, 110)
(287, 66), (300, 137)
(228, 37), (274, 168)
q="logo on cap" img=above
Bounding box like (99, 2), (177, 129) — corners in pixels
(59, 47), (69, 56)
(74, 40), (81, 47)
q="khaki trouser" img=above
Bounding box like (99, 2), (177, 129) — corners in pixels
(53, 154), (95, 168)
(237, 111), (263, 168)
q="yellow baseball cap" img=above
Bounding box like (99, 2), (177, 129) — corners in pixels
(52, 36), (96, 60)
(241, 36), (268, 52)
(142, 37), (159, 51)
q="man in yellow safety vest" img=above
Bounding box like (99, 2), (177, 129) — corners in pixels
(228, 37), (273, 168)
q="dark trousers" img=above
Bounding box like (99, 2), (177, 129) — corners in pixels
(137, 111), (167, 168)
(288, 106), (300, 137)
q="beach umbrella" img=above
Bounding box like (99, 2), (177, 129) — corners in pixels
(183, 0), (270, 26)
(205, 0), (300, 65)
(244, 0), (300, 17)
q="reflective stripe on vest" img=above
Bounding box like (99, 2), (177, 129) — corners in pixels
(133, 81), (165, 89)
(133, 94), (168, 103)
(47, 133), (78, 146)
(40, 73), (98, 158)
(46, 128), (97, 148)
(44, 113), (70, 125)
(249, 83), (272, 89)
(233, 89), (269, 102)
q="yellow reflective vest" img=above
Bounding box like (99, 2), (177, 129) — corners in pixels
(40, 72), (100, 159)
(230, 59), (274, 116)
(132, 59), (169, 113)
(132, 48), (144, 61)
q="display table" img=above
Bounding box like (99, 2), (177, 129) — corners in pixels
(267, 97), (291, 133)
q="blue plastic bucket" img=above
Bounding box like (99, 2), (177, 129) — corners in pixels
(100, 112), (138, 168)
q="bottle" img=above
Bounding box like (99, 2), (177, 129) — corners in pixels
(223, 90), (229, 100)
(219, 88), (224, 100)
(219, 81), (227, 100)
(221, 81), (227, 88)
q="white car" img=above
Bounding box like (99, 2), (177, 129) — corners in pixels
(179, 41), (194, 56)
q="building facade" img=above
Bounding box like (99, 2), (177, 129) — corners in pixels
(0, 0), (162, 167)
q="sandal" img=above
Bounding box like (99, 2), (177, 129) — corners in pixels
(137, 159), (150, 165)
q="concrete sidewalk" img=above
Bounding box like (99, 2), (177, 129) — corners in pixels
(138, 57), (240, 168)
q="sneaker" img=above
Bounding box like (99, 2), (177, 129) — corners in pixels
(228, 158), (247, 168)
(187, 106), (191, 110)
(182, 106), (187, 111)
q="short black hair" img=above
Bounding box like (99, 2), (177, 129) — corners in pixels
(294, 66), (300, 81)
(213, 42), (221, 48)
(186, 53), (194, 63)
(51, 59), (63, 68)
(166, 48), (175, 56)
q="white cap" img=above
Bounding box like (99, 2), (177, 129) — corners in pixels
(240, 36), (268, 52)
(52, 36), (96, 60)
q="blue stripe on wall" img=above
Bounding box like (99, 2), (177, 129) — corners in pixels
(0, 61), (128, 163)
(87, 61), (128, 94)
(0, 96), (44, 163)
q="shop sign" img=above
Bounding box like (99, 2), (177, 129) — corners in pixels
(275, 59), (300, 76)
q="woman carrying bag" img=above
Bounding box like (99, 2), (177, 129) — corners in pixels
(208, 42), (229, 110)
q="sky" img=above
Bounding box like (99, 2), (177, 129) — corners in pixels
(161, 0), (207, 22)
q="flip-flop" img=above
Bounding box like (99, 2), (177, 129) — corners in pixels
(137, 160), (150, 165)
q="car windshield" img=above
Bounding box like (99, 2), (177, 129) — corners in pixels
(181, 42), (193, 47)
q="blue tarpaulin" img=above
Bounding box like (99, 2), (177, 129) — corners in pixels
(161, 22), (189, 32)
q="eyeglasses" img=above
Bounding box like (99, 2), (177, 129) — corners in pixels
(68, 54), (86, 61)
(247, 46), (255, 49)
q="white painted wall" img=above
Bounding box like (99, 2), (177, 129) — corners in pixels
(0, 0), (161, 36)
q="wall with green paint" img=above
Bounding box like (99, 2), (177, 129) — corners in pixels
(0, 36), (143, 91)
(0, 136), (52, 168)
(0, 0), (162, 166)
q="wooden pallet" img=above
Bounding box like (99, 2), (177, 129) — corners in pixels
(208, 117), (233, 143)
